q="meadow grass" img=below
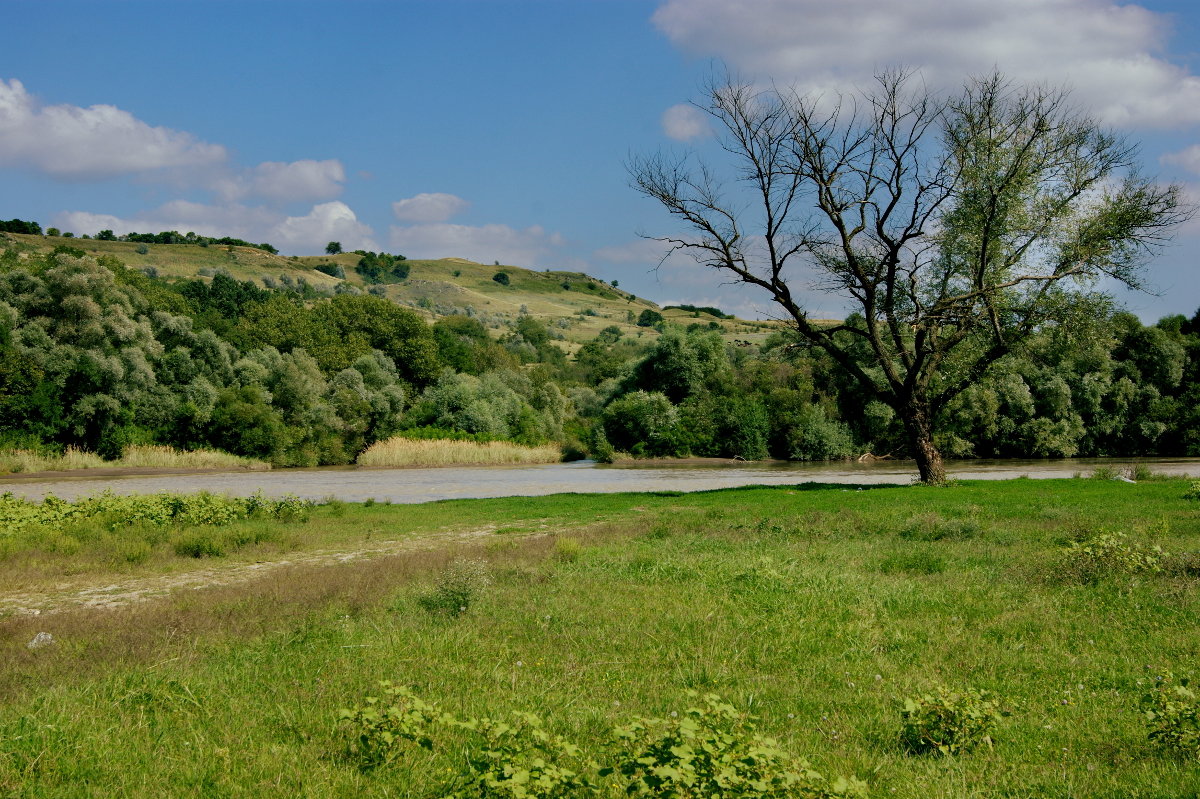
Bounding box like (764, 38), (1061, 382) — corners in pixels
(0, 445), (267, 475)
(356, 436), (562, 467)
(2, 479), (1200, 796)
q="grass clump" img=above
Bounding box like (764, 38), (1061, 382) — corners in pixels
(1142, 673), (1200, 759)
(898, 685), (1006, 756)
(417, 558), (493, 616)
(357, 437), (562, 468)
(1183, 480), (1200, 501)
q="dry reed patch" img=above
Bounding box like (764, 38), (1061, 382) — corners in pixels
(117, 445), (268, 470)
(357, 437), (562, 467)
(0, 445), (266, 474)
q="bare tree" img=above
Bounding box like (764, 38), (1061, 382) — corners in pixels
(631, 71), (1190, 483)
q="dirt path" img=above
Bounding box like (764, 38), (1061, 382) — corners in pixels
(0, 524), (534, 618)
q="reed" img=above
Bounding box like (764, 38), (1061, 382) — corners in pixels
(117, 445), (268, 470)
(0, 445), (267, 474)
(357, 436), (562, 467)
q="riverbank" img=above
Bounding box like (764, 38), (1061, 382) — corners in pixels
(4, 456), (1199, 504)
(2, 479), (1198, 796)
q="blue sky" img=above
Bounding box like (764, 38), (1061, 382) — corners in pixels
(3, 0), (1199, 321)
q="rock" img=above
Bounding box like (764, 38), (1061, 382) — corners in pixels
(27, 631), (56, 649)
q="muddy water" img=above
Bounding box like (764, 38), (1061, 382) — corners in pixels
(2, 457), (1198, 504)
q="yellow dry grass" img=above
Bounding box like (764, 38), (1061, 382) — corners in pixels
(0, 445), (268, 474)
(356, 437), (562, 468)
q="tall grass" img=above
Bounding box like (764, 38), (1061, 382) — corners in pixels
(0, 445), (268, 475)
(357, 436), (562, 467)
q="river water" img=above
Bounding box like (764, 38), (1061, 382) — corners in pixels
(2, 457), (1198, 504)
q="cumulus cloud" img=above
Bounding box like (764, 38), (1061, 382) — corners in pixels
(389, 222), (565, 267)
(0, 78), (226, 179)
(661, 103), (711, 141)
(56, 200), (378, 254)
(391, 192), (470, 223)
(652, 0), (1200, 128)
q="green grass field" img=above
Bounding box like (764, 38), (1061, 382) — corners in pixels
(2, 479), (1199, 796)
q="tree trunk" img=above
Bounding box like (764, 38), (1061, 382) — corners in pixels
(903, 399), (947, 485)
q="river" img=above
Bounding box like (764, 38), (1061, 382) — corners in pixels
(2, 457), (1198, 504)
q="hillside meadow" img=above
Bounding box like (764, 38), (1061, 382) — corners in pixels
(2, 478), (1199, 797)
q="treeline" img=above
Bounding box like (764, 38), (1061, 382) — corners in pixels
(0, 219), (277, 253)
(2, 240), (1200, 466)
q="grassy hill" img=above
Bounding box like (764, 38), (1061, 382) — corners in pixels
(1, 232), (785, 348)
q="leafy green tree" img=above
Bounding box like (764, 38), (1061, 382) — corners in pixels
(325, 241), (343, 255)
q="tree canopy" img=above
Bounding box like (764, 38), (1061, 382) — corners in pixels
(631, 70), (1192, 482)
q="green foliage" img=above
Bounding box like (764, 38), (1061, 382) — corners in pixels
(1142, 673), (1200, 759)
(606, 692), (865, 798)
(325, 241), (343, 255)
(339, 682), (439, 770)
(450, 712), (594, 799)
(0, 490), (309, 537)
(0, 218), (42, 234)
(1183, 481), (1200, 500)
(314, 262), (346, 279)
(898, 686), (1006, 755)
(637, 309), (663, 328)
(355, 252), (409, 284)
(1059, 531), (1163, 583)
(417, 558), (493, 616)
(493, 271), (511, 286)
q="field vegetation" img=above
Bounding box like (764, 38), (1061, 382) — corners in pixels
(2, 479), (1200, 796)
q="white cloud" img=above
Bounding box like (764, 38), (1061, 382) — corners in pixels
(1162, 144), (1200, 176)
(271, 202), (377, 252)
(247, 159), (346, 202)
(56, 200), (377, 254)
(0, 78), (226, 179)
(391, 192), (470, 223)
(652, 0), (1200, 128)
(389, 222), (565, 266)
(661, 103), (710, 141)
(209, 159), (346, 203)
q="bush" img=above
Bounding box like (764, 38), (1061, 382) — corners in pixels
(337, 689), (868, 796)
(1059, 531), (1163, 583)
(1183, 481), (1200, 501)
(417, 558), (493, 616)
(451, 712), (593, 799)
(1142, 672), (1200, 759)
(606, 692), (866, 797)
(493, 272), (510, 286)
(636, 309), (663, 327)
(899, 685), (1005, 755)
(339, 682), (438, 770)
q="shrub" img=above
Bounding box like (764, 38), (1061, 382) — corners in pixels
(417, 558), (493, 616)
(451, 712), (594, 799)
(899, 685), (1005, 755)
(1142, 673), (1200, 759)
(1183, 481), (1200, 501)
(1059, 531), (1163, 583)
(606, 692), (866, 797)
(136, 243), (149, 255)
(339, 682), (438, 770)
(493, 272), (511, 286)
